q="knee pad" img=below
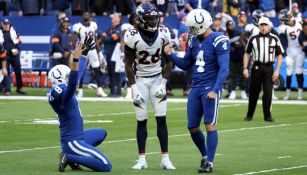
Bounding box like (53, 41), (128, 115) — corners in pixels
(137, 119), (147, 129)
(188, 127), (200, 134)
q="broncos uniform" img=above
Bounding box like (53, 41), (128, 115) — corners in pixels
(278, 21), (304, 76)
(170, 32), (230, 127)
(72, 22), (100, 68)
(47, 57), (111, 172)
(124, 25), (171, 120)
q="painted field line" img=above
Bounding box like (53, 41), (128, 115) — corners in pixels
(234, 165), (307, 175)
(1, 122), (306, 154)
(0, 104), (240, 124)
(1, 96), (307, 105)
(277, 156), (291, 159)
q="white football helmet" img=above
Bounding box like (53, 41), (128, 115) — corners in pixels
(48, 64), (71, 86)
(185, 9), (212, 36)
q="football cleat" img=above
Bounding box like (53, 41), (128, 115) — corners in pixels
(97, 87), (107, 97)
(58, 152), (68, 172)
(228, 91), (236, 100)
(132, 160), (148, 170)
(198, 161), (213, 173)
(160, 159), (176, 170)
(68, 163), (82, 171)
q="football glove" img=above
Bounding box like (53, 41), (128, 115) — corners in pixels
(82, 35), (95, 56)
(131, 84), (145, 105)
(155, 78), (167, 98)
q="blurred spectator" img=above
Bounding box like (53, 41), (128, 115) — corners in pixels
(49, 17), (73, 68)
(275, 0), (287, 13)
(90, 0), (112, 16)
(226, 21), (248, 100)
(114, 0), (132, 16)
(17, 0), (47, 16)
(0, 0), (8, 16)
(237, 11), (248, 33)
(298, 21), (307, 55)
(0, 19), (25, 95)
(0, 44), (8, 95)
(208, 0), (222, 16)
(184, 0), (215, 12)
(153, 0), (169, 15)
(247, 0), (259, 13)
(71, 0), (89, 15)
(223, 0), (240, 16)
(177, 12), (188, 39)
(291, 2), (302, 23)
(101, 13), (122, 97)
(259, 0), (276, 17)
(210, 13), (225, 34)
(55, 11), (67, 24)
(50, 0), (70, 13)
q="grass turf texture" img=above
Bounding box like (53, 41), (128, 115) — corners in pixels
(0, 97), (306, 174)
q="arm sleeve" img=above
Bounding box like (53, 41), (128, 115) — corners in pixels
(275, 37), (284, 56)
(170, 45), (194, 70)
(61, 70), (78, 103)
(213, 37), (230, 93)
(245, 36), (254, 54)
(51, 31), (65, 53)
(78, 55), (87, 82)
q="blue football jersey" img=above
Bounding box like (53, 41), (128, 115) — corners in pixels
(171, 32), (230, 93)
(47, 71), (84, 143)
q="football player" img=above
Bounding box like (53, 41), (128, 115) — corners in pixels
(124, 2), (175, 170)
(47, 36), (112, 172)
(72, 12), (107, 97)
(0, 44), (7, 89)
(164, 9), (230, 173)
(278, 9), (304, 100)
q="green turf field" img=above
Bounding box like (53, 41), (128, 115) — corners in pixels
(0, 92), (307, 175)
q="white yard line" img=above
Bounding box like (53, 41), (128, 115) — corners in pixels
(1, 96), (307, 105)
(0, 122), (306, 154)
(233, 165), (307, 175)
(277, 156), (291, 159)
(0, 104), (240, 124)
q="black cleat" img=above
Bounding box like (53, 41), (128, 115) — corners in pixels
(198, 161), (213, 173)
(244, 116), (253, 121)
(264, 117), (274, 122)
(68, 163), (83, 171)
(58, 152), (68, 172)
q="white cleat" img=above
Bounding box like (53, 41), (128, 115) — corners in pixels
(272, 94), (279, 100)
(87, 83), (98, 89)
(160, 159), (176, 170)
(228, 91), (236, 100)
(97, 87), (108, 97)
(77, 89), (83, 98)
(283, 95), (290, 100)
(132, 160), (148, 170)
(241, 91), (248, 100)
(297, 95), (303, 100)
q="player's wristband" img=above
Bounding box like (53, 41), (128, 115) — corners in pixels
(73, 58), (79, 62)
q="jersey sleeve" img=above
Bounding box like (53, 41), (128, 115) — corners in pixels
(124, 28), (137, 49)
(72, 23), (81, 34)
(162, 26), (171, 45)
(213, 34), (230, 55)
(278, 25), (286, 35)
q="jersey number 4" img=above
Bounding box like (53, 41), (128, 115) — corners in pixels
(138, 48), (160, 65)
(195, 51), (205, 73)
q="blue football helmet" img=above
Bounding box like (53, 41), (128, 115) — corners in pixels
(136, 2), (159, 32)
(279, 9), (292, 25)
(252, 9), (264, 25)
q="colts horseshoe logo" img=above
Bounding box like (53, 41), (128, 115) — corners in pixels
(52, 68), (62, 79)
(194, 12), (204, 24)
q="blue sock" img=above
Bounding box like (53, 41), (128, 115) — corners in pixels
(206, 130), (218, 163)
(190, 130), (207, 157)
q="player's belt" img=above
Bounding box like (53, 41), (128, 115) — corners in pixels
(137, 73), (161, 78)
(253, 62), (274, 66)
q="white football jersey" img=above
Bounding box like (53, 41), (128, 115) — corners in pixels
(124, 26), (171, 77)
(72, 21), (97, 46)
(278, 21), (302, 49)
(245, 24), (260, 35)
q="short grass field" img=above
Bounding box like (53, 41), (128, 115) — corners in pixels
(0, 88), (307, 175)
